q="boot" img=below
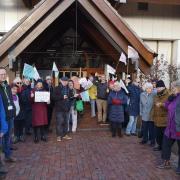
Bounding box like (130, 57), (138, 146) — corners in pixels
(118, 128), (123, 138)
(0, 161), (8, 174)
(34, 136), (39, 143)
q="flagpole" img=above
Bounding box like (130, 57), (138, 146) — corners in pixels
(126, 58), (130, 78)
(115, 61), (120, 72)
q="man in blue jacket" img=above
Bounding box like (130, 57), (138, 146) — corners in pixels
(0, 94), (8, 177)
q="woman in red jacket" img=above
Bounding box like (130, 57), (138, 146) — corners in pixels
(30, 79), (48, 143)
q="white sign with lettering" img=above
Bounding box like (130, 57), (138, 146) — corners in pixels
(35, 92), (50, 103)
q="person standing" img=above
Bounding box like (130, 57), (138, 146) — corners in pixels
(94, 74), (108, 124)
(140, 82), (156, 145)
(44, 76), (54, 133)
(30, 80), (48, 143)
(53, 77), (73, 142)
(157, 81), (180, 174)
(21, 78), (32, 135)
(0, 94), (8, 177)
(108, 82), (127, 137)
(88, 76), (97, 118)
(126, 79), (142, 136)
(0, 67), (16, 162)
(153, 80), (169, 151)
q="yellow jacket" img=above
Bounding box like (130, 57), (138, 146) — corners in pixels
(88, 85), (97, 100)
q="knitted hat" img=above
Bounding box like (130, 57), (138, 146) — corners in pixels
(60, 76), (69, 81)
(156, 80), (166, 88)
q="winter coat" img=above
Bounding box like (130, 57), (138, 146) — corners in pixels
(108, 90), (127, 123)
(43, 81), (54, 108)
(164, 94), (180, 140)
(31, 89), (48, 127)
(140, 92), (156, 121)
(175, 95), (180, 136)
(153, 89), (169, 127)
(0, 81), (16, 120)
(0, 95), (8, 134)
(94, 78), (108, 100)
(127, 84), (142, 116)
(53, 84), (74, 112)
(88, 85), (97, 100)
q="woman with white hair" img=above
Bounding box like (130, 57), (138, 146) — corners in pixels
(157, 80), (180, 174)
(140, 82), (156, 145)
(108, 81), (127, 137)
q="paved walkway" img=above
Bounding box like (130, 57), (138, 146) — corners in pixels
(5, 130), (179, 180)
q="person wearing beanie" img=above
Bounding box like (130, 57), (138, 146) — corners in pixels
(153, 80), (169, 151)
(140, 82), (156, 145)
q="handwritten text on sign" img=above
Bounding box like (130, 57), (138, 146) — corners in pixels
(35, 92), (50, 103)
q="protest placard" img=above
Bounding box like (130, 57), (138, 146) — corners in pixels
(35, 91), (50, 103)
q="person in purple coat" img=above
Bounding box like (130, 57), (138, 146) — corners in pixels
(157, 80), (180, 174)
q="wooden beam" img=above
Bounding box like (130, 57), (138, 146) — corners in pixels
(127, 0), (180, 5)
(83, 0), (154, 65)
(0, 0), (60, 57)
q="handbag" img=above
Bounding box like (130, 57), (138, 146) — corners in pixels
(75, 100), (84, 112)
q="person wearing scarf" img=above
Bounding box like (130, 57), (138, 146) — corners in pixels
(157, 80), (180, 175)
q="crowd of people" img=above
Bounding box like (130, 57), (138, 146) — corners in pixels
(0, 66), (180, 178)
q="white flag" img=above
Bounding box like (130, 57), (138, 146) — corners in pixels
(107, 64), (116, 75)
(33, 66), (40, 81)
(119, 79), (129, 94)
(119, 52), (127, 65)
(52, 62), (59, 78)
(128, 46), (139, 59)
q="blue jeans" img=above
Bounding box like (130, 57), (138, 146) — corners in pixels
(126, 116), (138, 134)
(56, 112), (69, 137)
(90, 99), (96, 117)
(3, 118), (14, 158)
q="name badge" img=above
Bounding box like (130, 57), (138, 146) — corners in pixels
(8, 105), (13, 110)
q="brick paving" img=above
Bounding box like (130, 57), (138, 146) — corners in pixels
(5, 130), (180, 180)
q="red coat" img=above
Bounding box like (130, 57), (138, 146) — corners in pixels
(31, 90), (48, 127)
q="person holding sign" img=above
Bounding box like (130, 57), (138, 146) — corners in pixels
(30, 79), (48, 143)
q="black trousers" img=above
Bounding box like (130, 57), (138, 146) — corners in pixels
(33, 126), (46, 138)
(46, 106), (53, 129)
(142, 121), (155, 144)
(162, 135), (180, 167)
(14, 120), (24, 138)
(25, 110), (32, 133)
(111, 122), (122, 137)
(155, 126), (166, 149)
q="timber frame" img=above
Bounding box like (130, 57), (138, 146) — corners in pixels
(0, 0), (157, 80)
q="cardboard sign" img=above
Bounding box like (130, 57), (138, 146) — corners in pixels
(35, 91), (50, 103)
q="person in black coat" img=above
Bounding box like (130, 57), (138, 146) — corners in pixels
(43, 76), (54, 133)
(0, 67), (16, 163)
(21, 78), (32, 135)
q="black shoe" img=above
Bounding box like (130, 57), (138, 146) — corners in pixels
(176, 167), (180, 175)
(153, 146), (161, 151)
(139, 141), (147, 145)
(19, 136), (25, 142)
(138, 133), (143, 138)
(0, 164), (8, 174)
(131, 133), (137, 136)
(10, 146), (18, 151)
(34, 137), (39, 143)
(41, 136), (47, 142)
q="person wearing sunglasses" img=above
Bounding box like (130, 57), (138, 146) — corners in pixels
(13, 77), (22, 94)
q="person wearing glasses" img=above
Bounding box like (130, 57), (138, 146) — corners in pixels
(13, 77), (22, 94)
(0, 67), (16, 163)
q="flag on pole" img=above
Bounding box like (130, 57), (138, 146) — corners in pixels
(52, 62), (59, 78)
(119, 79), (129, 94)
(33, 66), (40, 81)
(107, 64), (116, 75)
(23, 63), (35, 79)
(128, 46), (139, 59)
(119, 52), (127, 65)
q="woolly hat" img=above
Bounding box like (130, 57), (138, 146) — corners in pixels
(156, 80), (166, 88)
(60, 76), (69, 81)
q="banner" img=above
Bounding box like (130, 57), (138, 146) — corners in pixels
(119, 80), (129, 94)
(23, 63), (35, 79)
(33, 66), (40, 81)
(52, 62), (59, 78)
(107, 64), (116, 75)
(79, 78), (93, 90)
(80, 91), (90, 102)
(35, 91), (50, 103)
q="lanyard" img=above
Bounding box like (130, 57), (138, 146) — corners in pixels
(2, 85), (11, 105)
